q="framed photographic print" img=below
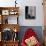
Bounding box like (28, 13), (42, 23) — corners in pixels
(1, 28), (13, 41)
(8, 16), (18, 24)
(25, 6), (36, 19)
(2, 16), (8, 24)
(9, 10), (15, 15)
(2, 16), (18, 24)
(2, 10), (9, 15)
(9, 10), (18, 15)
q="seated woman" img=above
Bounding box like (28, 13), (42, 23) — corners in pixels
(21, 28), (41, 46)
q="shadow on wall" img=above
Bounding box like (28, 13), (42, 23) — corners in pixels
(18, 26), (44, 44)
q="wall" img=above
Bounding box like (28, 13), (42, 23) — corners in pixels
(18, 0), (44, 26)
(0, 0), (44, 26)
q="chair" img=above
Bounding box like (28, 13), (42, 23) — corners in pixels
(21, 28), (41, 46)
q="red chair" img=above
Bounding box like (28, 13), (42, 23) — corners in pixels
(21, 28), (41, 46)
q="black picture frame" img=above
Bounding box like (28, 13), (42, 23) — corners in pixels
(1, 28), (19, 41)
(1, 29), (13, 41)
(25, 6), (36, 19)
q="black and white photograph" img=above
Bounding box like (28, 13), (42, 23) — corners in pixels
(25, 6), (36, 19)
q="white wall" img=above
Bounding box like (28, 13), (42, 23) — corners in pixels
(0, 0), (44, 26)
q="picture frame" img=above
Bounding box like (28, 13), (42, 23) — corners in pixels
(1, 28), (13, 41)
(8, 16), (18, 24)
(2, 10), (9, 15)
(1, 28), (18, 41)
(25, 6), (36, 19)
(2, 16), (18, 24)
(2, 16), (8, 24)
(9, 10), (18, 15)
